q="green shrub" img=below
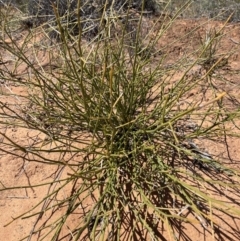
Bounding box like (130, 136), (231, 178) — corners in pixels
(1, 1), (240, 240)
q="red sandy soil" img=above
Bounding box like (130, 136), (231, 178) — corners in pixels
(1, 15), (240, 241)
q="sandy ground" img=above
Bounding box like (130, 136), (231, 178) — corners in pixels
(1, 12), (240, 241)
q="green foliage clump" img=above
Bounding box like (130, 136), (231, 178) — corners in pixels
(0, 1), (240, 240)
